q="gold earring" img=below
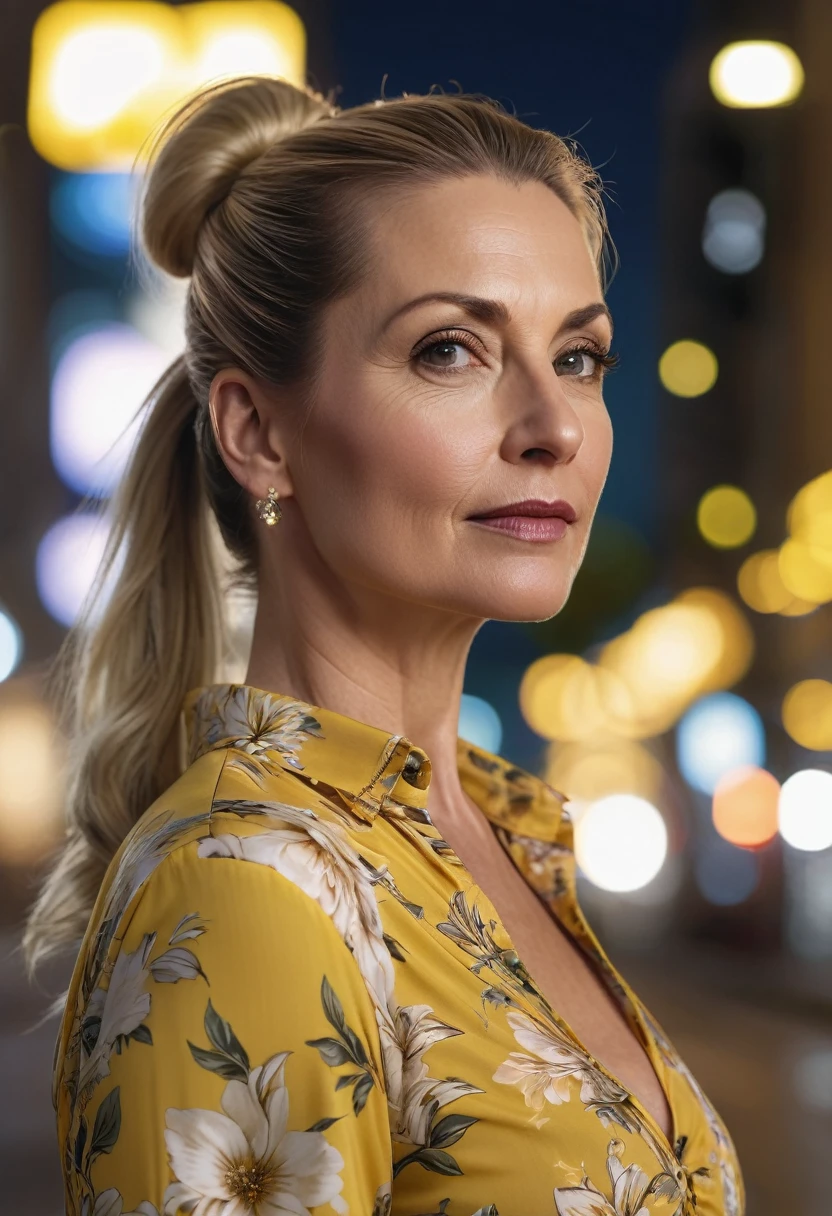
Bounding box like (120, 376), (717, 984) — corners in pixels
(255, 486), (282, 526)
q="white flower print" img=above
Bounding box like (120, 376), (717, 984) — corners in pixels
(493, 1011), (631, 1116)
(197, 821), (395, 1018)
(79, 933), (156, 1092)
(554, 1138), (653, 1216)
(194, 685), (324, 780)
(386, 1004), (484, 1147)
(200, 810), (483, 1164)
(163, 1049), (346, 1216)
(91, 1190), (159, 1216)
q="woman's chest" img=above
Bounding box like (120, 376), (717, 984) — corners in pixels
(441, 822), (675, 1141)
(361, 826), (734, 1216)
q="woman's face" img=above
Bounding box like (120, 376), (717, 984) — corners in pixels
(282, 173), (614, 623)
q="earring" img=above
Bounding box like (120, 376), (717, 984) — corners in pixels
(255, 486), (282, 526)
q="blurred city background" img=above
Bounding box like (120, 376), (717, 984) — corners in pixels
(2, 0), (831, 1211)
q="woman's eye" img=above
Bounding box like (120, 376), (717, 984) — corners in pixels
(417, 340), (476, 371)
(555, 348), (601, 378)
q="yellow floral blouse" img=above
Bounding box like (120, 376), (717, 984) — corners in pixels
(53, 683), (744, 1216)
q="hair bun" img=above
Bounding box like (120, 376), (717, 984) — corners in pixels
(139, 76), (336, 278)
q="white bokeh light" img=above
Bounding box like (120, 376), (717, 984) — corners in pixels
(779, 769), (832, 852)
(702, 189), (766, 274)
(193, 30), (293, 85)
(50, 322), (170, 496)
(36, 513), (110, 627)
(574, 794), (668, 893)
(50, 24), (166, 130)
(0, 610), (23, 682)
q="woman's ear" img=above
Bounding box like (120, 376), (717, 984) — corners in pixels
(208, 368), (295, 500)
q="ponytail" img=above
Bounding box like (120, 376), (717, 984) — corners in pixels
(22, 356), (225, 976)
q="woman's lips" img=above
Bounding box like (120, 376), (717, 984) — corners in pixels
(468, 515), (569, 542)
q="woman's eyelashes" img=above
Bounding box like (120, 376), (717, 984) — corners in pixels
(410, 328), (619, 380)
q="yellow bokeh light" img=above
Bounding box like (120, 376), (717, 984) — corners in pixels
(659, 340), (718, 398)
(677, 586), (754, 694)
(523, 590), (753, 746)
(28, 1), (306, 171)
(697, 484), (756, 549)
(788, 470), (832, 538)
(779, 597), (818, 617)
(782, 679), (832, 750)
(519, 654), (611, 743)
(545, 739), (665, 807)
(712, 765), (780, 848)
(778, 539), (832, 604)
(710, 41), (804, 109)
(183, 2), (306, 90)
(0, 696), (66, 865)
(737, 549), (792, 613)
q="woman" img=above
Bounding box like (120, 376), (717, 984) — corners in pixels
(25, 77), (743, 1216)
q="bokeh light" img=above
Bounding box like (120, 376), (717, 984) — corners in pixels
(694, 835), (760, 906)
(186, 3), (306, 88)
(677, 692), (765, 795)
(779, 770), (832, 852)
(50, 322), (169, 496)
(659, 340), (718, 398)
(787, 469), (832, 540)
(574, 794), (668, 893)
(709, 40), (805, 109)
(459, 693), (503, 754)
(782, 680), (832, 751)
(712, 765), (780, 848)
(738, 549), (801, 614)
(36, 512), (110, 627)
(545, 738), (665, 807)
(28, 1), (307, 171)
(793, 1046), (832, 1113)
(697, 485), (757, 549)
(0, 610), (23, 683)
(520, 653), (614, 743)
(0, 696), (66, 866)
(778, 539), (832, 605)
(702, 188), (766, 274)
(50, 171), (137, 257)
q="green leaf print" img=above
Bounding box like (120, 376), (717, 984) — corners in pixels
(305, 974), (378, 1116)
(187, 1000), (250, 1082)
(351, 1071), (374, 1115)
(305, 1037), (354, 1067)
(304, 1115), (344, 1133)
(89, 1086), (121, 1160)
(429, 1113), (479, 1149)
(393, 1146), (464, 1177)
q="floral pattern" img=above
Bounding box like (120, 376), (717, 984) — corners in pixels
(53, 683), (744, 1216)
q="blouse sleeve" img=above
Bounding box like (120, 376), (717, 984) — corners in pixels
(74, 833), (393, 1216)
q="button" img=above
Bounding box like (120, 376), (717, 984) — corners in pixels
(402, 750), (423, 785)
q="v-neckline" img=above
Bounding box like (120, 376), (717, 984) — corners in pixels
(416, 743), (683, 1168)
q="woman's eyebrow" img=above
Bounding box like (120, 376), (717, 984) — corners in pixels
(380, 292), (613, 339)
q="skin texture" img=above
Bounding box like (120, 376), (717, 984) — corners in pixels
(211, 174), (613, 791)
(209, 174), (673, 1137)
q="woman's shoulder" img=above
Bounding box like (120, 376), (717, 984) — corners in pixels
(89, 743), (353, 944)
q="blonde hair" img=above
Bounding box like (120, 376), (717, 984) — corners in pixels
(23, 76), (616, 977)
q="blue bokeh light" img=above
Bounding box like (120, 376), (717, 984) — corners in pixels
(459, 693), (503, 754)
(50, 172), (138, 258)
(677, 692), (766, 795)
(694, 835), (760, 906)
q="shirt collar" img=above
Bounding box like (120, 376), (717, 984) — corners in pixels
(181, 682), (569, 844)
